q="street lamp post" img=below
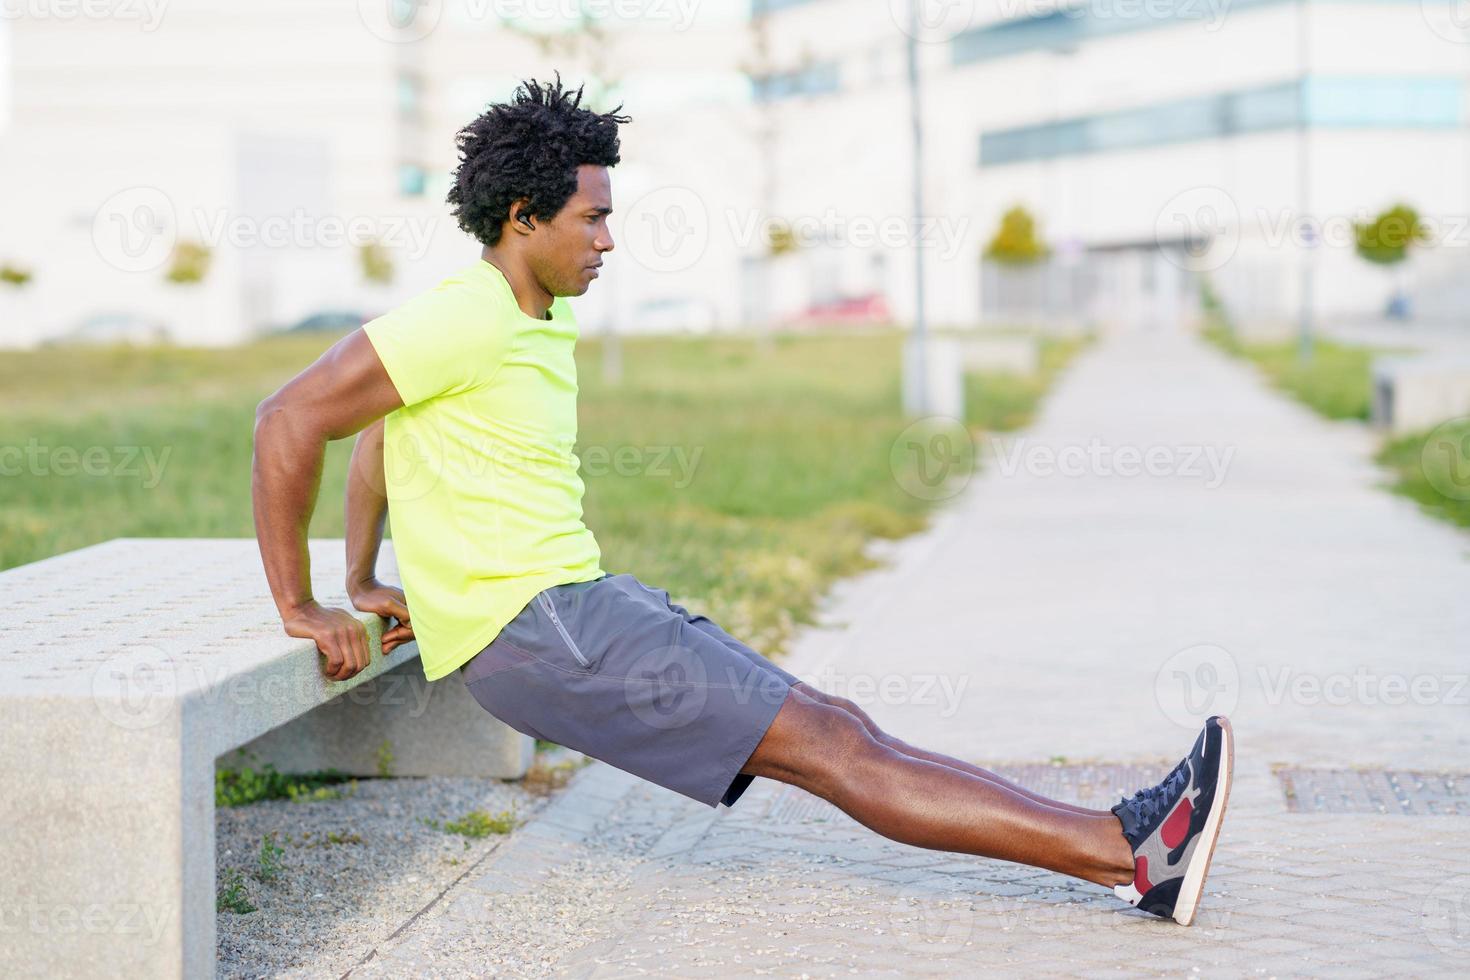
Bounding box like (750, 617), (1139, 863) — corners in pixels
(1296, 0), (1315, 364)
(905, 0), (930, 415)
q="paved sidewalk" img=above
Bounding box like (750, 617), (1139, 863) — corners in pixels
(353, 331), (1470, 977)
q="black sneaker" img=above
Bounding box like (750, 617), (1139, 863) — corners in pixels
(1111, 715), (1233, 926)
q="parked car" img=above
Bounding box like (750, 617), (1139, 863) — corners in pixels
(279, 310), (375, 334)
(45, 313), (171, 346)
(784, 293), (892, 329)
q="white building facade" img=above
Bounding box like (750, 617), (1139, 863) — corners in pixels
(750, 0), (1470, 334)
(1, 0), (1465, 346)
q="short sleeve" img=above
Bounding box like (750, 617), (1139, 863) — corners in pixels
(362, 289), (515, 409)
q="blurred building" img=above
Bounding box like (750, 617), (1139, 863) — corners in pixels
(752, 0), (1470, 335)
(0, 0), (756, 347)
(1, 0), (1467, 346)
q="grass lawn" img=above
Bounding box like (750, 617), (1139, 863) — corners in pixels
(1202, 323), (1380, 421)
(1375, 419), (1470, 531)
(2, 327), (1083, 661)
(965, 336), (1090, 432)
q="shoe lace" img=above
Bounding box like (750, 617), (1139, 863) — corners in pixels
(1116, 756), (1191, 828)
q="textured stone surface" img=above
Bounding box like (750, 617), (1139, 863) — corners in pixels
(0, 537), (529, 978)
(228, 659), (533, 779)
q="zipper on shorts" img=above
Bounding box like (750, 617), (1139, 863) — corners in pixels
(536, 592), (592, 669)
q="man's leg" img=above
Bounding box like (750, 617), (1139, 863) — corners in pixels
(742, 687), (1136, 887)
(791, 680), (1111, 818)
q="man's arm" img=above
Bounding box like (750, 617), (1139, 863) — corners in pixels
(252, 329), (405, 681)
(344, 418), (415, 655)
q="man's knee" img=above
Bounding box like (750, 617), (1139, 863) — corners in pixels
(792, 681), (884, 738)
(743, 688), (885, 793)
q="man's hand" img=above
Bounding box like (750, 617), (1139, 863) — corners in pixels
(282, 600), (373, 681)
(349, 579), (416, 655)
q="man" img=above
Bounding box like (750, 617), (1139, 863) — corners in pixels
(252, 77), (1232, 926)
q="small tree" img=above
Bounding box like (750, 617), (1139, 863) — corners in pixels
(766, 221), (800, 258)
(165, 240), (212, 284)
(360, 241), (394, 285)
(1354, 203), (1430, 318)
(984, 205), (1050, 265)
(1, 263), (32, 287)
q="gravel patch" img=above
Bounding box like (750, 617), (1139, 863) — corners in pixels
(216, 751), (586, 978)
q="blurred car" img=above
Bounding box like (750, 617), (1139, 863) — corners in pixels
(45, 313), (171, 346)
(279, 310), (375, 334)
(784, 293), (892, 329)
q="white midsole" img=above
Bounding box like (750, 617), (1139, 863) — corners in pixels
(1173, 717), (1234, 925)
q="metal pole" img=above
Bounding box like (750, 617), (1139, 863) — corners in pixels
(1296, 0), (1314, 363)
(906, 0), (929, 414)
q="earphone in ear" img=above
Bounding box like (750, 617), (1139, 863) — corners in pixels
(517, 214), (535, 231)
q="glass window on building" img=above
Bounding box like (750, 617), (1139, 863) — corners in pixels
(398, 163), (427, 197)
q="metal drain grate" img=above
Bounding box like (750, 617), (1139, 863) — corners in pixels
(1276, 768), (1470, 815)
(764, 762), (1171, 824)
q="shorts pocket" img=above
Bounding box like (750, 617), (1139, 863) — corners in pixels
(536, 591), (594, 670)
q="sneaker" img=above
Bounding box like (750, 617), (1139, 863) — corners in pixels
(1111, 715), (1233, 926)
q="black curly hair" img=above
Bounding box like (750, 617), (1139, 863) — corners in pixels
(447, 76), (631, 247)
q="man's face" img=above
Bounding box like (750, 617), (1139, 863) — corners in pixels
(528, 164), (614, 298)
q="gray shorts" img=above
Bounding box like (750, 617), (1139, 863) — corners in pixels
(460, 572), (800, 808)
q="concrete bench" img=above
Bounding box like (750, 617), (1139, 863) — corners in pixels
(1372, 355), (1470, 435)
(0, 538), (532, 978)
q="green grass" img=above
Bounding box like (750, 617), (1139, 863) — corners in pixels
(2, 327), (1081, 661)
(1202, 323), (1381, 421)
(424, 807), (519, 838)
(965, 337), (1090, 432)
(214, 759), (357, 807)
(1204, 320), (1470, 534)
(1376, 419), (1470, 529)
(218, 869), (256, 914)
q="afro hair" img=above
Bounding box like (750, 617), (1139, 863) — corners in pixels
(446, 75), (630, 247)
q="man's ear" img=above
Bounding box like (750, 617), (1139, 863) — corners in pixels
(509, 199), (535, 236)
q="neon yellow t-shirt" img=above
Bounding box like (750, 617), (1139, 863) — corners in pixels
(363, 259), (604, 680)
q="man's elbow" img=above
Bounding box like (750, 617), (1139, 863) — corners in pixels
(253, 392), (299, 448)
